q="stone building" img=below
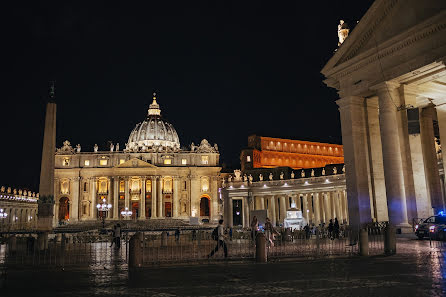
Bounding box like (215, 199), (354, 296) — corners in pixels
(321, 0), (446, 231)
(223, 136), (347, 228)
(0, 186), (38, 230)
(53, 94), (221, 226)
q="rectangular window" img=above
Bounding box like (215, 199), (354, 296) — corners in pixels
(84, 160), (90, 166)
(183, 181), (187, 190)
(201, 155), (209, 165)
(181, 158), (187, 165)
(119, 159), (125, 164)
(119, 195), (125, 200)
(164, 159), (172, 165)
(99, 159), (108, 166)
(246, 155), (251, 162)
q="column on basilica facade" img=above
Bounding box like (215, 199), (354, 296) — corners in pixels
(157, 176), (163, 218)
(318, 193), (326, 224)
(307, 194), (314, 225)
(124, 178), (130, 219)
(313, 192), (321, 225)
(335, 190), (343, 223)
(71, 177), (80, 222)
(420, 105), (444, 212)
(113, 177), (119, 219)
(279, 196), (287, 224)
(302, 194), (308, 223)
(437, 105), (446, 211)
(211, 177), (219, 221)
(323, 192), (332, 222)
(243, 196), (250, 227)
(336, 96), (373, 228)
(267, 196), (276, 226)
(366, 97), (389, 222)
(373, 82), (409, 227)
(139, 177), (146, 220)
(173, 177), (179, 218)
(107, 177), (112, 219)
(151, 176), (157, 218)
(90, 178), (97, 219)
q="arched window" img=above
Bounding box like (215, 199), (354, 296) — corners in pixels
(200, 196), (210, 217)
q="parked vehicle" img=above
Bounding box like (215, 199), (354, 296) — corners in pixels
(415, 214), (446, 240)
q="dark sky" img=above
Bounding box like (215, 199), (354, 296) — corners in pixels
(1, 1), (373, 191)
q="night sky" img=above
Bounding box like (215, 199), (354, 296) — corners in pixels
(1, 1), (373, 191)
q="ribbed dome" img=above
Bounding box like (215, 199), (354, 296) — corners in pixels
(126, 94), (180, 152)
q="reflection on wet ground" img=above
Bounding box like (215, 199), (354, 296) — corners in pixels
(1, 235), (445, 296)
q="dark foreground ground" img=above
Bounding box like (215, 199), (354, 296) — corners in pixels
(1, 236), (446, 297)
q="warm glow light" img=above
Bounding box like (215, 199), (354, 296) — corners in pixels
(99, 159), (108, 166)
(181, 159), (187, 165)
(84, 160), (90, 166)
(164, 158), (172, 165)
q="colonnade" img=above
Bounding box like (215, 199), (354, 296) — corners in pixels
(229, 189), (348, 227)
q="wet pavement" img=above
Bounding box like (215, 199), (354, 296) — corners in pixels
(1, 235), (446, 296)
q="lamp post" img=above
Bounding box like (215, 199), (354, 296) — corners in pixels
(121, 207), (132, 220)
(0, 208), (7, 232)
(96, 198), (112, 230)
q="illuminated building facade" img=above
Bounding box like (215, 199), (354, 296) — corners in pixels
(321, 0), (446, 231)
(241, 135), (344, 171)
(0, 186), (38, 230)
(52, 94), (221, 226)
(223, 135), (347, 228)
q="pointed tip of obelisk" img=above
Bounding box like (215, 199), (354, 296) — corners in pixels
(48, 81), (56, 103)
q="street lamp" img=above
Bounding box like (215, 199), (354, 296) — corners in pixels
(0, 209), (7, 232)
(96, 198), (112, 229)
(121, 207), (132, 220)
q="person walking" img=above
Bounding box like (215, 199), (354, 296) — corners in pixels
(250, 216), (258, 241)
(208, 219), (228, 258)
(175, 228), (180, 242)
(334, 218), (340, 239)
(110, 223), (121, 248)
(264, 217), (275, 247)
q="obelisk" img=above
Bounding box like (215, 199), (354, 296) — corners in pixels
(37, 82), (57, 236)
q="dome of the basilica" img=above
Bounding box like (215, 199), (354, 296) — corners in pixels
(126, 94), (180, 152)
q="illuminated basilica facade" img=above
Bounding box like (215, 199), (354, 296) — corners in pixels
(53, 95), (221, 225)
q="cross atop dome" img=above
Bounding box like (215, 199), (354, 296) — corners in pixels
(148, 92), (161, 116)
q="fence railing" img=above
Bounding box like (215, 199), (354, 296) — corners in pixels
(0, 224), (414, 268)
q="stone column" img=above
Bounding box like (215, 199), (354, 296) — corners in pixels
(319, 193), (326, 224)
(267, 196), (276, 226)
(279, 196), (287, 225)
(151, 176), (157, 218)
(421, 105), (444, 212)
(173, 177), (180, 218)
(71, 177), (80, 222)
(313, 192), (321, 225)
(139, 177), (146, 220)
(243, 197), (250, 227)
(113, 177), (119, 219)
(336, 96), (372, 230)
(124, 178), (130, 218)
(211, 177), (219, 221)
(373, 82), (410, 228)
(335, 190), (343, 223)
(365, 97), (389, 221)
(90, 178), (97, 219)
(157, 176), (163, 218)
(228, 197), (234, 228)
(436, 105), (446, 210)
(302, 194), (308, 223)
(107, 177), (112, 219)
(333, 191), (340, 221)
(308, 194), (314, 225)
(323, 192), (332, 222)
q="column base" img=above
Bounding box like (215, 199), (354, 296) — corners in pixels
(395, 223), (413, 234)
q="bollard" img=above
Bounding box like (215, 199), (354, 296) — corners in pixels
(26, 236), (35, 253)
(255, 233), (267, 263)
(161, 231), (167, 247)
(384, 225), (396, 255)
(8, 236), (17, 254)
(359, 228), (369, 256)
(129, 232), (143, 268)
(37, 232), (49, 251)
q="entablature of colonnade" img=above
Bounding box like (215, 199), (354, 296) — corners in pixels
(223, 174), (346, 198)
(321, 0), (446, 98)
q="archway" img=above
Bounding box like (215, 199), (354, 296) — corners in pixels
(58, 197), (70, 221)
(200, 196), (210, 217)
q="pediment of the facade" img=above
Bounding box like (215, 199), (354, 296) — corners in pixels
(115, 158), (157, 168)
(322, 0), (446, 82)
